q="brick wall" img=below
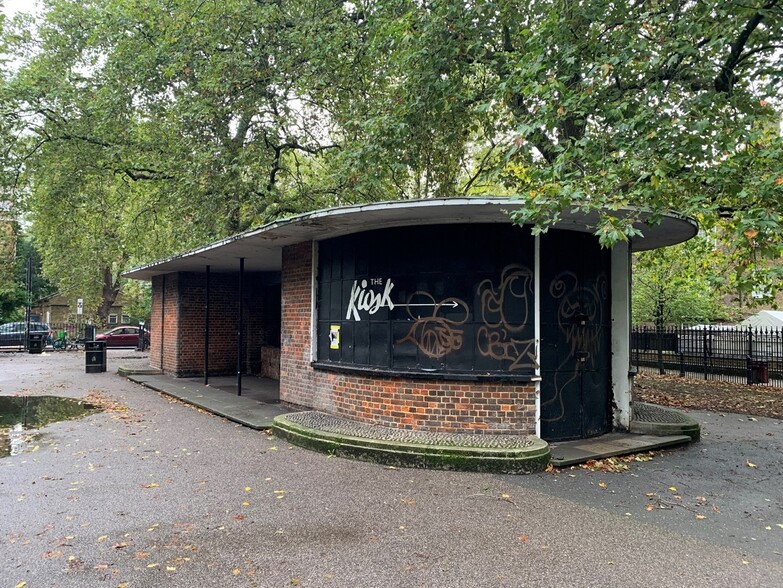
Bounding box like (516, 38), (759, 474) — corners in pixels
(151, 271), (278, 377)
(150, 273), (180, 373)
(279, 241), (538, 435)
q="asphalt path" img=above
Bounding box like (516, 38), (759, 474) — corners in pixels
(1, 351), (782, 587)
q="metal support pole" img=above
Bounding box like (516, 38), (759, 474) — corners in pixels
(745, 325), (756, 384)
(237, 258), (244, 396)
(25, 255), (32, 351)
(204, 265), (210, 385)
(160, 274), (166, 369)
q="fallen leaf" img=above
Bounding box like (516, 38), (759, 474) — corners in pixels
(245, 487), (252, 492)
(232, 569), (242, 576)
(646, 505), (654, 511)
(598, 482), (607, 489)
(668, 486), (677, 492)
(234, 515), (245, 522)
(112, 542), (129, 549)
(518, 535), (529, 542)
(166, 566), (176, 571)
(695, 514), (706, 520)
(15, 582), (27, 588)
(97, 535), (108, 543)
(141, 483), (159, 489)
(242, 501), (250, 507)
(747, 461), (757, 468)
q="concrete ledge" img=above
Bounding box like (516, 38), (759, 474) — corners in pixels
(118, 366), (163, 377)
(630, 402), (701, 441)
(272, 412), (550, 474)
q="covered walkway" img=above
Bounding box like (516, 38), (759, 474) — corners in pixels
(120, 369), (289, 430)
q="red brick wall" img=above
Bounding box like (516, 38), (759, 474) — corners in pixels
(279, 241), (538, 435)
(280, 242), (319, 407)
(150, 274), (180, 373)
(151, 272), (275, 377)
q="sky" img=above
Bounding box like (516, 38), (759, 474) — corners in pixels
(2, 0), (40, 19)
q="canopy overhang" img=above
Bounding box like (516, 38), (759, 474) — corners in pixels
(124, 198), (698, 280)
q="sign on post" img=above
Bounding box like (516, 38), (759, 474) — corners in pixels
(76, 298), (83, 315)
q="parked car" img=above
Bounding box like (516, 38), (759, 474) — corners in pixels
(95, 325), (147, 348)
(0, 321), (50, 347)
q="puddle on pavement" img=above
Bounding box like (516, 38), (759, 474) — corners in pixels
(0, 396), (100, 457)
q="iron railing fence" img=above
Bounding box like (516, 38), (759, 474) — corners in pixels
(47, 321), (96, 342)
(632, 325), (783, 387)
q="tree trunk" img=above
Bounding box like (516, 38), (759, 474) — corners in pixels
(96, 266), (121, 327)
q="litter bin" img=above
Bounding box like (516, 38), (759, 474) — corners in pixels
(28, 332), (44, 354)
(751, 360), (769, 384)
(85, 340), (107, 373)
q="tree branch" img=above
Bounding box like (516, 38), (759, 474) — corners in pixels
(714, 0), (778, 94)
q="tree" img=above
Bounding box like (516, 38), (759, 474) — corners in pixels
(314, 0), (783, 291)
(2, 0), (350, 320)
(2, 0), (782, 309)
(632, 235), (731, 327)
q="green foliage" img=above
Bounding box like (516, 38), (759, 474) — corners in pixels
(632, 235), (732, 326)
(0, 235), (55, 322)
(318, 0), (783, 292)
(1, 0), (782, 307)
(121, 279), (150, 323)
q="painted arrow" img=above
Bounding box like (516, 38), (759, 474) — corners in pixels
(395, 300), (460, 309)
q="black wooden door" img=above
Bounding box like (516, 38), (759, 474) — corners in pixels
(540, 231), (611, 441)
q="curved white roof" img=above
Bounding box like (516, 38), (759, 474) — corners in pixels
(124, 198), (698, 280)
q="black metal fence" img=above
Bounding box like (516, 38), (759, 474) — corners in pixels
(632, 325), (783, 387)
(47, 321), (95, 342)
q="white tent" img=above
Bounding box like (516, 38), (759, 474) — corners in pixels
(740, 310), (783, 328)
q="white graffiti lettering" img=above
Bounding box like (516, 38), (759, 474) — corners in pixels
(345, 279), (395, 321)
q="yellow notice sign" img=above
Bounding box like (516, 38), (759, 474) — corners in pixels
(329, 325), (340, 349)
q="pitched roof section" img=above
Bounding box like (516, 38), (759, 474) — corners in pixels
(124, 198), (698, 280)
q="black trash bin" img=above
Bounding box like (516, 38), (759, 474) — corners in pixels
(751, 360), (769, 384)
(28, 332), (44, 354)
(85, 340), (107, 373)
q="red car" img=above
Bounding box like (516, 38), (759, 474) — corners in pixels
(96, 326), (146, 348)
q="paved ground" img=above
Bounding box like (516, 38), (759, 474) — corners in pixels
(1, 351), (782, 587)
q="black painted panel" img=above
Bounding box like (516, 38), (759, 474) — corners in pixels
(316, 224), (535, 375)
(540, 230), (611, 441)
